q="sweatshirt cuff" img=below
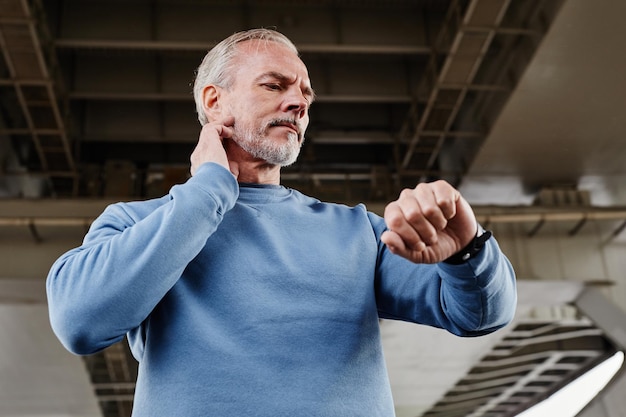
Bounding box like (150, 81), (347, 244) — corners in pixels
(437, 237), (499, 288)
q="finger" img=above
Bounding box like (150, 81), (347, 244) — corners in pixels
(431, 180), (459, 221)
(410, 185), (449, 232)
(190, 120), (233, 175)
(395, 188), (440, 246)
(216, 116), (235, 138)
(384, 201), (423, 249)
(381, 230), (426, 260)
(216, 125), (234, 141)
(380, 230), (405, 254)
(203, 119), (232, 141)
(199, 116), (235, 144)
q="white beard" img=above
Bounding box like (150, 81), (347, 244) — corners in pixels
(233, 119), (303, 166)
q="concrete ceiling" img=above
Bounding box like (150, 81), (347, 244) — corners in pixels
(460, 0), (626, 206)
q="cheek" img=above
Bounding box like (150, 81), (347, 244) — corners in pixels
(233, 102), (263, 124)
(228, 104), (252, 127)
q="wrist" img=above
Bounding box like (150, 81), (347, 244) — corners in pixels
(443, 225), (492, 265)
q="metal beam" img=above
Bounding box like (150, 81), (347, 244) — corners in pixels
(66, 91), (412, 103)
(54, 39), (431, 55)
(2, 201), (626, 228)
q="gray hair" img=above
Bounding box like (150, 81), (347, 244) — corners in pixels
(193, 28), (300, 125)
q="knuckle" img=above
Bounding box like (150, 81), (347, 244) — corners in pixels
(433, 179), (449, 190)
(422, 230), (437, 244)
(383, 202), (397, 218)
(403, 206), (422, 223)
(420, 204), (438, 218)
(385, 215), (404, 231)
(399, 188), (414, 199)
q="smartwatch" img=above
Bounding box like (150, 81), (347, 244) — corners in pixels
(443, 225), (492, 265)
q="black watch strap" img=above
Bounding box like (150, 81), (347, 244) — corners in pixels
(443, 227), (493, 265)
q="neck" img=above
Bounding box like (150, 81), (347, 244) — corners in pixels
(237, 162), (281, 184)
(225, 139), (282, 185)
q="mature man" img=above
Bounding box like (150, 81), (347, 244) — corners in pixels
(47, 28), (516, 417)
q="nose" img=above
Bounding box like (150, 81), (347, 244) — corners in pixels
(283, 87), (309, 119)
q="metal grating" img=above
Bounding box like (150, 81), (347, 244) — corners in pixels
(0, 0), (76, 195)
(83, 338), (137, 417)
(421, 307), (617, 417)
(398, 0), (564, 187)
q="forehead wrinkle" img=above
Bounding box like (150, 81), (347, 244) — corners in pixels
(233, 40), (315, 101)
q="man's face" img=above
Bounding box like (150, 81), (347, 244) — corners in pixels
(221, 40), (314, 166)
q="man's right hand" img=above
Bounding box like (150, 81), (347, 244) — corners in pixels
(190, 116), (238, 178)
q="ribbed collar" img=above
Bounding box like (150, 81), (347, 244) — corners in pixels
(237, 182), (294, 204)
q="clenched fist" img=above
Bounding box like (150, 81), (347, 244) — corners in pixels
(381, 180), (478, 264)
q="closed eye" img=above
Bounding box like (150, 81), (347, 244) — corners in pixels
(263, 83), (282, 91)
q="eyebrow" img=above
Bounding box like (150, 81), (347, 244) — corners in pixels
(256, 71), (316, 102)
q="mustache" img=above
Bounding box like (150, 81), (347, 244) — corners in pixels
(268, 118), (302, 136)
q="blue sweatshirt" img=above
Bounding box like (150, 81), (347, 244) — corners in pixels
(46, 163), (516, 417)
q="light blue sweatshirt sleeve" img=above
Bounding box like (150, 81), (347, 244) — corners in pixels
(369, 212), (517, 337)
(46, 163), (238, 355)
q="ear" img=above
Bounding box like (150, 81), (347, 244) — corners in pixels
(201, 85), (222, 121)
